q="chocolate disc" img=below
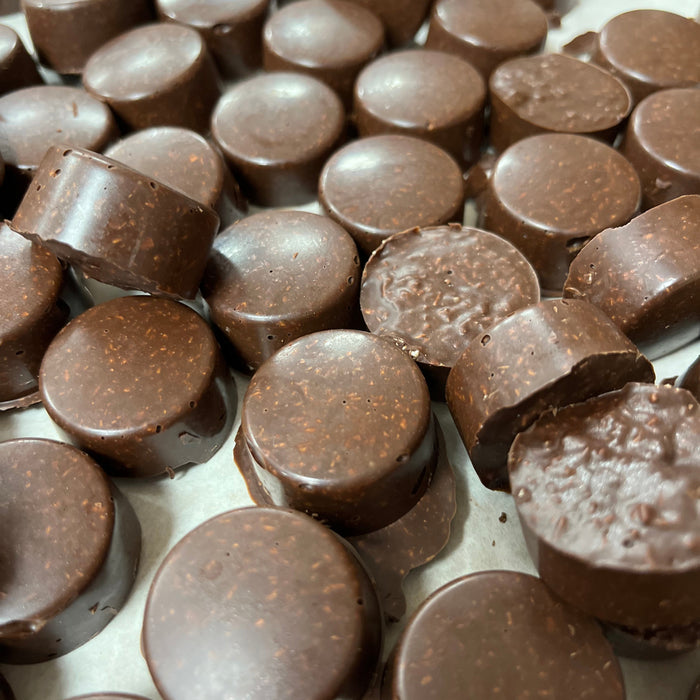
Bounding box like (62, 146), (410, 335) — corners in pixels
(0, 24), (41, 96)
(677, 355), (700, 402)
(341, 0), (430, 46)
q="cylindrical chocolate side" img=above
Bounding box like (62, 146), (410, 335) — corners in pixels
(0, 24), (41, 95)
(343, 0), (431, 46)
(677, 354), (700, 402)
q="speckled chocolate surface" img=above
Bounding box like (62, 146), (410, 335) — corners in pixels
(446, 298), (655, 490)
(677, 354), (700, 402)
(341, 0), (430, 46)
(564, 195), (700, 360)
(0, 24), (40, 96)
(39, 296), (236, 478)
(383, 571), (624, 700)
(202, 210), (360, 372)
(143, 507), (382, 700)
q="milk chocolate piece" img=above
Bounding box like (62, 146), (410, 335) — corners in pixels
(382, 571), (624, 700)
(157, 0), (270, 79)
(621, 88), (700, 210)
(202, 211), (361, 372)
(593, 10), (700, 105)
(319, 135), (464, 256)
(342, 0), (430, 46)
(677, 355), (700, 402)
(105, 126), (246, 228)
(509, 383), (700, 653)
(143, 507), (383, 700)
(212, 72), (345, 207)
(0, 438), (141, 663)
(83, 23), (220, 134)
(489, 53), (632, 152)
(425, 0), (547, 79)
(0, 674), (12, 700)
(354, 49), (485, 166)
(361, 224), (539, 396)
(10, 146), (219, 300)
(480, 133), (641, 293)
(39, 296), (236, 478)
(0, 24), (41, 95)
(264, 0), (384, 108)
(446, 298), (655, 490)
(564, 195), (700, 360)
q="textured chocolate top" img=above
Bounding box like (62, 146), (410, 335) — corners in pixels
(319, 135), (464, 255)
(387, 571), (624, 700)
(678, 355), (700, 402)
(143, 507), (382, 700)
(0, 24), (41, 96)
(157, 0), (267, 25)
(0, 438), (113, 633)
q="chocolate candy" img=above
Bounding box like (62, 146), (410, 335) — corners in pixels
(105, 126), (246, 228)
(690, 678), (700, 700)
(343, 0), (430, 46)
(489, 53), (632, 152)
(83, 23), (220, 134)
(0, 0), (18, 12)
(66, 695), (151, 700)
(10, 146), (219, 300)
(212, 72), (345, 207)
(564, 195), (700, 360)
(446, 298), (655, 491)
(593, 10), (700, 104)
(39, 296), (236, 478)
(0, 24), (41, 95)
(143, 507), (382, 700)
(678, 355), (700, 402)
(202, 211), (361, 372)
(480, 133), (641, 293)
(361, 224), (539, 396)
(0, 674), (12, 700)
(157, 0), (270, 79)
(0, 438), (141, 663)
(509, 382), (700, 656)
(264, 0), (384, 108)
(425, 0), (547, 79)
(319, 135), (464, 256)
(382, 571), (624, 700)
(23, 0), (153, 75)
(354, 49), (485, 167)
(621, 88), (700, 210)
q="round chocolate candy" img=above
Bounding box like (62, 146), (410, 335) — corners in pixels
(22, 0), (153, 75)
(212, 72), (345, 207)
(10, 146), (219, 300)
(0, 674), (13, 700)
(360, 224), (539, 396)
(354, 49), (485, 167)
(0, 24), (41, 96)
(319, 135), (464, 256)
(564, 195), (700, 360)
(39, 296), (236, 478)
(677, 354), (700, 402)
(383, 570), (624, 700)
(339, 0), (430, 46)
(445, 298), (655, 491)
(593, 10), (700, 104)
(83, 23), (220, 134)
(0, 438), (141, 663)
(105, 126), (246, 228)
(157, 0), (270, 79)
(621, 88), (700, 210)
(509, 382), (700, 654)
(480, 133), (641, 293)
(264, 0), (384, 108)
(143, 507), (382, 700)
(489, 53), (632, 152)
(201, 210), (361, 372)
(425, 0), (547, 79)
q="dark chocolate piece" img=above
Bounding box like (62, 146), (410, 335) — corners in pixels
(0, 24), (41, 95)
(0, 438), (141, 663)
(690, 677), (700, 700)
(354, 49), (485, 167)
(425, 0), (547, 79)
(143, 507), (383, 700)
(480, 133), (641, 293)
(621, 88), (700, 210)
(202, 211), (361, 372)
(489, 53), (632, 152)
(446, 298), (655, 490)
(509, 383), (700, 654)
(342, 0), (430, 46)
(360, 224), (539, 396)
(212, 72), (345, 207)
(83, 23), (220, 134)
(264, 0), (384, 108)
(39, 296), (236, 478)
(382, 571), (624, 700)
(564, 195), (700, 360)
(319, 135), (464, 256)
(677, 355), (700, 402)
(10, 146), (219, 300)
(0, 674), (13, 700)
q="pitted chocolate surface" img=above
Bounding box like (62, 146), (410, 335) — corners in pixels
(0, 24), (41, 96)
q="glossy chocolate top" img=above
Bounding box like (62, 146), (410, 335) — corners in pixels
(387, 571), (624, 700)
(0, 438), (113, 634)
(678, 355), (700, 402)
(144, 507), (382, 700)
(157, 0), (267, 25)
